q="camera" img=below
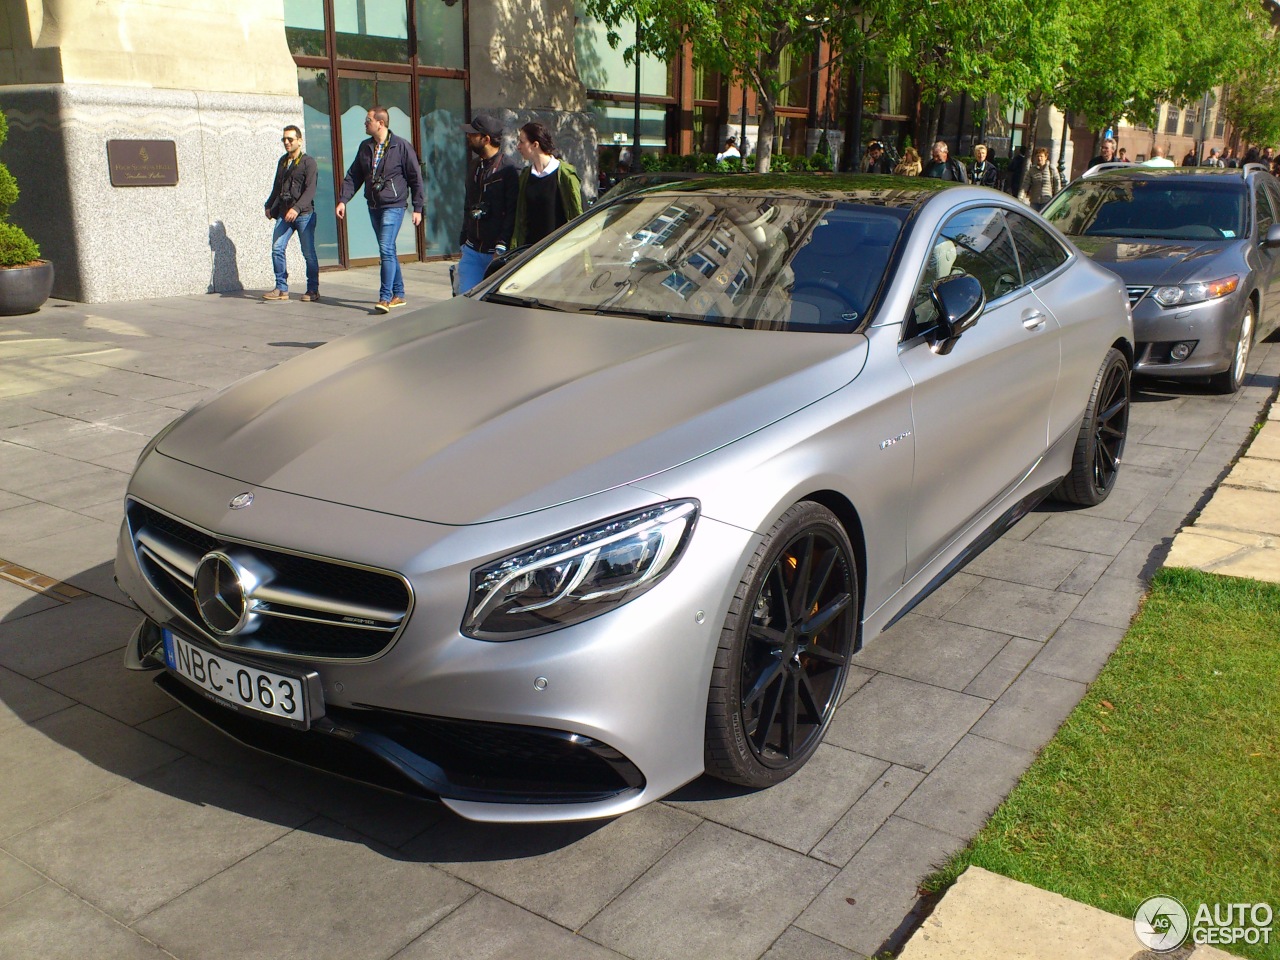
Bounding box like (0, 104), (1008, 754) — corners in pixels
(372, 175), (386, 190)
(469, 205), (487, 220)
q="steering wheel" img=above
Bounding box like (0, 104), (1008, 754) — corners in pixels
(790, 280), (862, 323)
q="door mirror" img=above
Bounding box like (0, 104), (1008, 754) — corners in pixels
(929, 274), (985, 355)
(1263, 224), (1280, 248)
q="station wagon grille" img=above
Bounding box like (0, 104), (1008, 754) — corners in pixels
(126, 499), (412, 660)
(1126, 285), (1150, 306)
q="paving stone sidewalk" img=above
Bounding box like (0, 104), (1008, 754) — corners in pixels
(1, 264), (1276, 960)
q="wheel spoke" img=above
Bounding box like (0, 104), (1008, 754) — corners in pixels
(771, 563), (792, 625)
(797, 668), (826, 720)
(800, 591), (852, 637)
(750, 672), (785, 751)
(1098, 397), (1127, 423)
(781, 669), (798, 758)
(743, 659), (785, 710)
(806, 548), (838, 613)
(802, 642), (847, 665)
(747, 623), (786, 646)
(788, 534), (815, 618)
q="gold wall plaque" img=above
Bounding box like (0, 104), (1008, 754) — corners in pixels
(107, 140), (179, 187)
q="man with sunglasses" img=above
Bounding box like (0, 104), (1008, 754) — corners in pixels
(263, 126), (320, 302)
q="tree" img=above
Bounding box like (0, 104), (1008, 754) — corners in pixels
(582, 0), (855, 172)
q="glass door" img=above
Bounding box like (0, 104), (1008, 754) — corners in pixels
(337, 73), (417, 264)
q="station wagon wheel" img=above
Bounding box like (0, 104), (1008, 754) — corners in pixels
(1055, 347), (1130, 506)
(1210, 301), (1254, 394)
(705, 502), (858, 787)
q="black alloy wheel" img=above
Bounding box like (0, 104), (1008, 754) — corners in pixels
(705, 502), (858, 787)
(1056, 347), (1130, 505)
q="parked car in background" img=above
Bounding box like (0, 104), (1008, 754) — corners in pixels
(1042, 164), (1280, 392)
(116, 175), (1132, 823)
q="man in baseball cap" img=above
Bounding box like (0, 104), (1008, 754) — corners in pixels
(456, 113), (519, 294)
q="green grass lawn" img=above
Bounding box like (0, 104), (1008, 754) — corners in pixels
(925, 568), (1280, 960)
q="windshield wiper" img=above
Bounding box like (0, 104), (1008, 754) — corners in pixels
(483, 292), (558, 311)
(594, 306), (746, 329)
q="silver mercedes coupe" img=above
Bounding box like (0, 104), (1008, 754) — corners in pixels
(116, 175), (1133, 823)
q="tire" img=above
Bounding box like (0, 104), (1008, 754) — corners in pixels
(1209, 301), (1254, 394)
(705, 502), (858, 787)
(1054, 347), (1130, 506)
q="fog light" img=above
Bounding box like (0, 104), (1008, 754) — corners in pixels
(1170, 342), (1193, 362)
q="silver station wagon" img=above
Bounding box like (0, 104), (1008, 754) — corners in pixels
(116, 175), (1133, 823)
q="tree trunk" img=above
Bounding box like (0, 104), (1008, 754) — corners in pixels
(756, 98), (777, 172)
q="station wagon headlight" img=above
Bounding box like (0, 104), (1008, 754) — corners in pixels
(1153, 275), (1239, 307)
(464, 500), (699, 640)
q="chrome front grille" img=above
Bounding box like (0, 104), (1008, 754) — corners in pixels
(127, 499), (412, 661)
(1126, 285), (1150, 306)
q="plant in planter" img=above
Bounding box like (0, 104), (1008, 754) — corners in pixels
(0, 107), (53, 315)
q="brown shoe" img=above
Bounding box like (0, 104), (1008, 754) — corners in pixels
(300, 291), (320, 302)
(262, 289), (288, 301)
(374, 300), (391, 313)
(388, 296), (407, 309)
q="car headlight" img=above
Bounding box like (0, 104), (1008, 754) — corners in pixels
(464, 500), (699, 640)
(1152, 276), (1239, 307)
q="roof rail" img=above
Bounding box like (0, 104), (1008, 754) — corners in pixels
(1242, 162), (1269, 177)
(1081, 161), (1135, 179)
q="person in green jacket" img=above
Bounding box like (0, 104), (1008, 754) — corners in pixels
(512, 121), (583, 248)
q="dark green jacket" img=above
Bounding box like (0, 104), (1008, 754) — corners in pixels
(512, 160), (583, 248)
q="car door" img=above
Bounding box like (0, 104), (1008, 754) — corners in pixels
(897, 205), (1061, 581)
(1257, 180), (1280, 335)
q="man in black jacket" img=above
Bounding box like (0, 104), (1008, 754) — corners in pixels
(336, 106), (425, 312)
(921, 141), (969, 183)
(968, 143), (999, 187)
(456, 113), (519, 294)
(263, 125), (319, 302)
(864, 140), (893, 174)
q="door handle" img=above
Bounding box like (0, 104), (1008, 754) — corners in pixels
(1022, 310), (1046, 331)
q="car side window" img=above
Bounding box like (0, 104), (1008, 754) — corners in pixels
(1255, 182), (1276, 238)
(1006, 212), (1069, 284)
(1262, 181), (1280, 240)
(906, 207), (1022, 340)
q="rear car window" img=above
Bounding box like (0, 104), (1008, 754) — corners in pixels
(1043, 178), (1246, 241)
(1007, 212), (1070, 284)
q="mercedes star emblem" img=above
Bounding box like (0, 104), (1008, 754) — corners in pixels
(193, 552), (250, 635)
(229, 492), (254, 509)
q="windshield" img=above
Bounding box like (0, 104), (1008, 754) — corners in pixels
(488, 193), (908, 332)
(1043, 179), (1245, 241)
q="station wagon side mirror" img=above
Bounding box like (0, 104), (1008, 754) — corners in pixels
(1263, 224), (1280, 248)
(929, 274), (985, 355)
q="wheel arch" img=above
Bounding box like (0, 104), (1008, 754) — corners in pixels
(796, 489), (868, 651)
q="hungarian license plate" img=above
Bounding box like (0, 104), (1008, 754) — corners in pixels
(162, 629), (318, 729)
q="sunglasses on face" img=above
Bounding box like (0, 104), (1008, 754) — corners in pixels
(282, 137), (297, 143)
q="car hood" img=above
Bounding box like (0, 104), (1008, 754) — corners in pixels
(1070, 236), (1233, 286)
(157, 298), (866, 524)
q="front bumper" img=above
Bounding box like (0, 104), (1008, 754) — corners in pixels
(115, 453), (754, 823)
(1130, 290), (1245, 378)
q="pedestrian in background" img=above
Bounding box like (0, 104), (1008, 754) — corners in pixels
(864, 140), (892, 174)
(968, 143), (999, 187)
(716, 136), (741, 163)
(1182, 149), (1197, 167)
(512, 122), (584, 248)
(262, 125), (319, 302)
(1206, 148), (1225, 168)
(1022, 147), (1062, 210)
(1144, 145), (1175, 168)
(1117, 147), (1130, 163)
(920, 141), (969, 183)
(1006, 146), (1028, 197)
(1088, 138), (1116, 168)
(893, 146), (921, 176)
(456, 112), (518, 294)
(336, 106), (424, 313)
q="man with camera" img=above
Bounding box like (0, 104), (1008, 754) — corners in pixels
(336, 106), (424, 313)
(263, 125), (319, 302)
(455, 113), (519, 294)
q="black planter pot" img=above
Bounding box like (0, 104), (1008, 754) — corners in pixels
(0, 260), (54, 315)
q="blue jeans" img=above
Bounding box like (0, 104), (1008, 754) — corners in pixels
(369, 205), (406, 302)
(456, 242), (493, 295)
(271, 212), (319, 293)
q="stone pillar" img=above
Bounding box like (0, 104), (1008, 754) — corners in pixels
(0, 0), (302, 301)
(467, 0), (598, 199)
